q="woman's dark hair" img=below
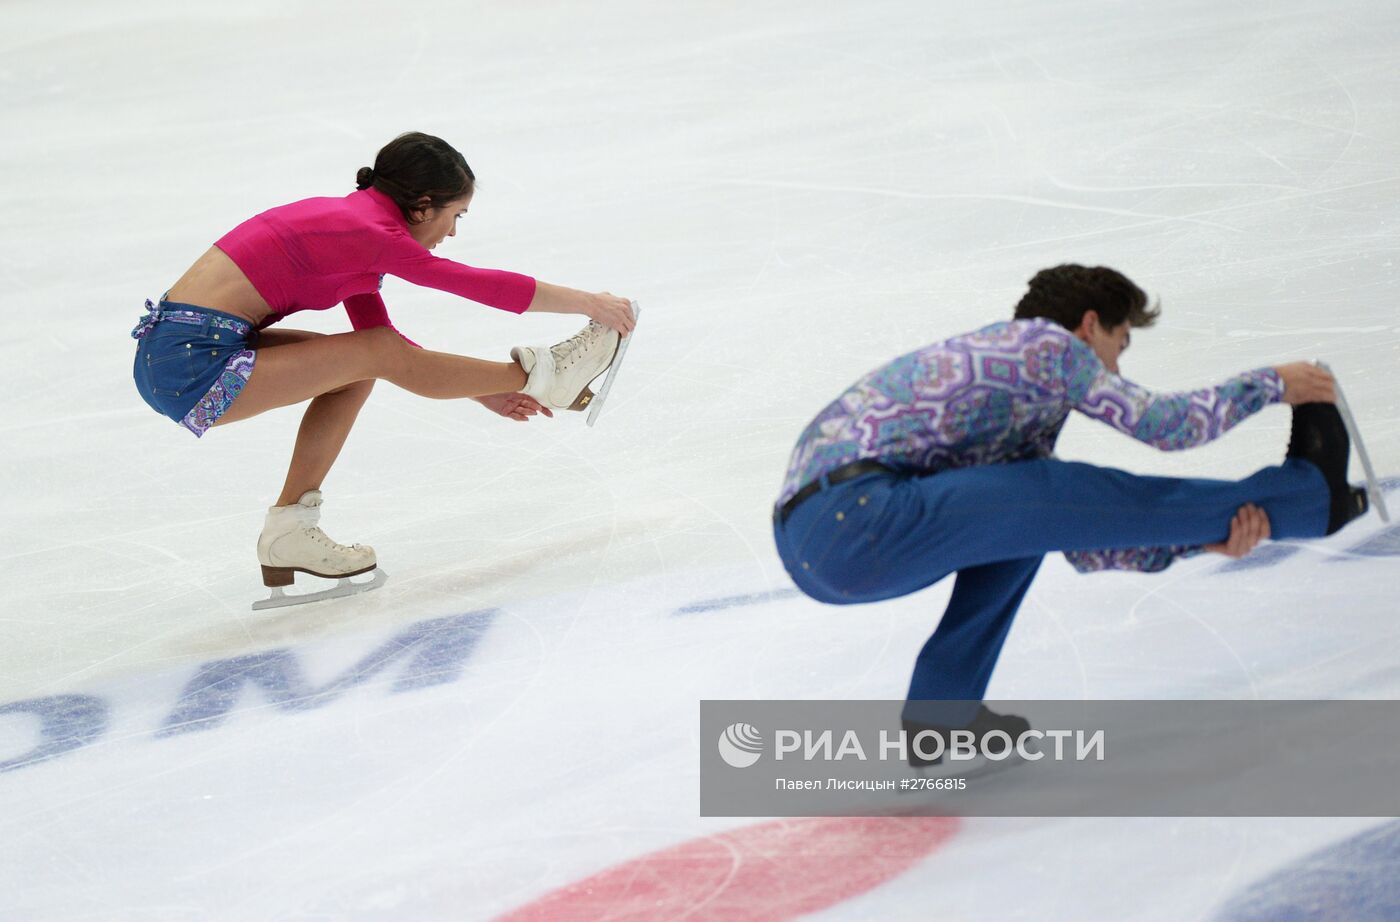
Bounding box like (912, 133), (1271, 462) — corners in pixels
(355, 131), (475, 224)
(1013, 264), (1160, 331)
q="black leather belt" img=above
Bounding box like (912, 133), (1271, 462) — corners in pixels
(776, 459), (892, 524)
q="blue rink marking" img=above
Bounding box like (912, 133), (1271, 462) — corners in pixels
(1213, 476), (1400, 574)
(674, 588), (801, 615)
(1327, 524), (1400, 560)
(1212, 820), (1400, 921)
(158, 608), (497, 736)
(1215, 541), (1302, 573)
(0, 696), (109, 774)
(0, 609), (497, 775)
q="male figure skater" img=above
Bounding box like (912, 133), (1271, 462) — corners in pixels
(772, 264), (1368, 760)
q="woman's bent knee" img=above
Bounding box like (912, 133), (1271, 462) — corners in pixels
(330, 378), (375, 401)
(354, 326), (412, 379)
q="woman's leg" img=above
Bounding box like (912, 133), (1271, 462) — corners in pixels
(216, 325), (526, 426)
(275, 375), (376, 506)
(215, 328), (502, 505)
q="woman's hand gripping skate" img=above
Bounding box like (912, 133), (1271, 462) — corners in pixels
(525, 282), (636, 336)
(476, 392), (554, 421)
(581, 291), (636, 335)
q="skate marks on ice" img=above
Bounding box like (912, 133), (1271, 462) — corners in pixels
(1212, 820), (1400, 921)
(194, 513), (676, 661)
(390, 515), (669, 604)
(493, 815), (960, 921)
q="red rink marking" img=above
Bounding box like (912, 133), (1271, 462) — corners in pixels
(494, 816), (961, 921)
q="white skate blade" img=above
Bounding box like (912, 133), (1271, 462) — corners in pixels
(1316, 361), (1389, 523)
(586, 301), (639, 427)
(252, 568), (389, 611)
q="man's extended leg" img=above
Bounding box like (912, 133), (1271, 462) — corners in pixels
(901, 556), (1043, 726)
(781, 458), (1332, 604)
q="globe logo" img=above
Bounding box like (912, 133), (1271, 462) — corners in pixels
(718, 723), (764, 768)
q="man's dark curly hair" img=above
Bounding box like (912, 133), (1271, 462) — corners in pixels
(1013, 264), (1160, 331)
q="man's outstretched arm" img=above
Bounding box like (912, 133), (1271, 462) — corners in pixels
(1061, 330), (1336, 450)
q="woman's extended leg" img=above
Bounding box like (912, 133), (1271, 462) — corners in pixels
(217, 325), (526, 426)
(214, 328), (489, 588)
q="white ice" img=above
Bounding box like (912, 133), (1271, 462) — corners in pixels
(2, 0), (1399, 919)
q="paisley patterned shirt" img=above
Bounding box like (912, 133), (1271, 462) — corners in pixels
(778, 318), (1284, 572)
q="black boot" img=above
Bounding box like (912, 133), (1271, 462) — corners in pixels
(1286, 402), (1368, 534)
(902, 705), (1030, 768)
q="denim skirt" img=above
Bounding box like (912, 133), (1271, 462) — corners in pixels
(131, 299), (258, 436)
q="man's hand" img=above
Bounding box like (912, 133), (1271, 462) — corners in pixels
(1205, 503), (1271, 558)
(475, 392), (554, 421)
(1274, 362), (1336, 405)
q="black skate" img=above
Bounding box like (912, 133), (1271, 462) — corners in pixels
(1286, 402), (1368, 534)
(1316, 361), (1390, 526)
(902, 705), (1030, 769)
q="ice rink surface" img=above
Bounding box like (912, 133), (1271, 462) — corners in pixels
(2, 0), (1399, 918)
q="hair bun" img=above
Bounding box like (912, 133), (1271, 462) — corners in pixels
(363, 132), (475, 222)
(355, 166), (376, 190)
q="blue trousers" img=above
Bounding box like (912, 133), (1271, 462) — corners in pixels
(773, 458), (1330, 723)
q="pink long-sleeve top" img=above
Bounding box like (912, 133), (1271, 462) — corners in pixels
(214, 187), (537, 335)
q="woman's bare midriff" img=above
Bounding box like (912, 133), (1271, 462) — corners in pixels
(165, 246), (273, 325)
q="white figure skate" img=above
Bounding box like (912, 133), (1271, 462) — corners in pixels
(1316, 361), (1389, 523)
(253, 490), (388, 611)
(512, 302), (637, 421)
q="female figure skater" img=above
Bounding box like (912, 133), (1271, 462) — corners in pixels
(131, 131), (636, 604)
